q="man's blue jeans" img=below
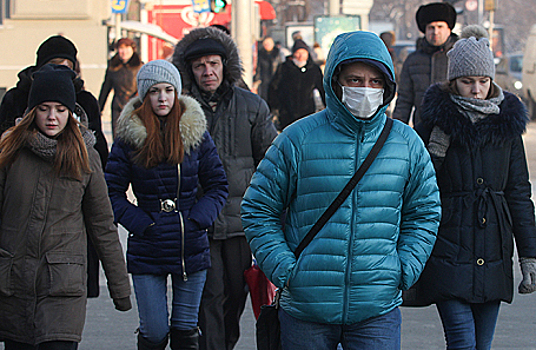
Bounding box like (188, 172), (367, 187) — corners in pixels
(436, 299), (500, 350)
(278, 307), (401, 350)
(132, 270), (207, 344)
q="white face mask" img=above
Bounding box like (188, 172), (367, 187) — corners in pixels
(341, 86), (384, 119)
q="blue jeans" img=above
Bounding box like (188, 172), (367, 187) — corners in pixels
(436, 299), (500, 350)
(132, 270), (207, 344)
(278, 307), (401, 350)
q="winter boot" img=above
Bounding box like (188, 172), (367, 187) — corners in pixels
(137, 332), (168, 350)
(170, 328), (199, 350)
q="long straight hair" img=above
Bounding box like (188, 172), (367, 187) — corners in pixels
(132, 93), (185, 168)
(0, 107), (91, 180)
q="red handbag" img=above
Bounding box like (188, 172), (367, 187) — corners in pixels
(244, 260), (277, 319)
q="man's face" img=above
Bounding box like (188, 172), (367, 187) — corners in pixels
(425, 21), (451, 47)
(118, 44), (134, 63)
(337, 62), (385, 89)
(263, 38), (274, 52)
(191, 54), (224, 93)
(293, 48), (309, 62)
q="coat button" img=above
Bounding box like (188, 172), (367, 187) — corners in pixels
(477, 258), (485, 265)
(477, 178), (484, 185)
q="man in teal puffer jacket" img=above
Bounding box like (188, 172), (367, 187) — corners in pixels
(241, 31), (442, 349)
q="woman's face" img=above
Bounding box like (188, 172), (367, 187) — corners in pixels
(455, 76), (491, 99)
(35, 102), (69, 137)
(148, 83), (175, 117)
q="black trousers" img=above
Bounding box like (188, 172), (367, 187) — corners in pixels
(198, 236), (252, 350)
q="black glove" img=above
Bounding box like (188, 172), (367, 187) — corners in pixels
(519, 257), (536, 294)
(113, 296), (133, 312)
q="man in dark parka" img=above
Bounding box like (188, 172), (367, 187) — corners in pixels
(172, 27), (278, 350)
(392, 2), (458, 126)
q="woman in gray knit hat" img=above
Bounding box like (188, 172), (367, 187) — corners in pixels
(105, 60), (228, 350)
(415, 25), (536, 350)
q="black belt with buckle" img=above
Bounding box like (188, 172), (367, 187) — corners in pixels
(160, 198), (178, 212)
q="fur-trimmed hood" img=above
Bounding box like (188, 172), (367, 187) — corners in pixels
(420, 83), (528, 147)
(115, 94), (207, 154)
(172, 26), (243, 92)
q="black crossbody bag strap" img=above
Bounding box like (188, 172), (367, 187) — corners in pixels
(293, 117), (393, 258)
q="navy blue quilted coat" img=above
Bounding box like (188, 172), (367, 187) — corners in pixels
(105, 95), (228, 276)
(241, 31), (441, 325)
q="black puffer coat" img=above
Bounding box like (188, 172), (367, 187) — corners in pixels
(172, 27), (278, 240)
(393, 34), (457, 126)
(416, 84), (536, 304)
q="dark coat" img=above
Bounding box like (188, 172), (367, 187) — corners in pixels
(0, 65), (109, 298)
(416, 84), (536, 304)
(393, 34), (457, 126)
(268, 56), (325, 130)
(0, 131), (130, 345)
(254, 45), (281, 101)
(105, 95), (228, 275)
(98, 52), (142, 133)
(172, 26), (278, 240)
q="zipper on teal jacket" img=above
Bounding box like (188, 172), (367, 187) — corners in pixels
(343, 126), (364, 323)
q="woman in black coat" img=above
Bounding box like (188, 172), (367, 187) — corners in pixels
(416, 25), (536, 350)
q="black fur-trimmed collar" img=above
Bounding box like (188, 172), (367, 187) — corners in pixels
(420, 83), (528, 147)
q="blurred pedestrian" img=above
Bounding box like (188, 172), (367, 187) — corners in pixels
(253, 36), (282, 101)
(416, 25), (536, 350)
(0, 64), (131, 350)
(268, 39), (325, 130)
(98, 37), (143, 139)
(105, 59), (228, 350)
(0, 34), (109, 298)
(172, 26), (278, 350)
(393, 2), (458, 126)
(242, 30), (441, 350)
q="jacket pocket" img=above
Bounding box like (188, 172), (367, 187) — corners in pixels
(0, 248), (14, 296)
(46, 252), (86, 297)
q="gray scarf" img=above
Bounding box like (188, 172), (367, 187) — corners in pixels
(450, 83), (504, 123)
(27, 128), (96, 162)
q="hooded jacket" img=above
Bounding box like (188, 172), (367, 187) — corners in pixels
(393, 34), (458, 125)
(241, 31), (441, 324)
(172, 27), (277, 240)
(0, 125), (130, 344)
(267, 53), (325, 130)
(416, 84), (536, 304)
(105, 95), (228, 276)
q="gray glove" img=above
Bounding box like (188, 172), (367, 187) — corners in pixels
(113, 296), (133, 312)
(519, 257), (536, 294)
(428, 126), (450, 158)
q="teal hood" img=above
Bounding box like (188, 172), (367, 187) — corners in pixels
(324, 31), (397, 118)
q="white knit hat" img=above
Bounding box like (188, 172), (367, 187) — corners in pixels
(447, 25), (495, 81)
(137, 59), (182, 101)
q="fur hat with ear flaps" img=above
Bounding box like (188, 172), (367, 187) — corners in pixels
(447, 25), (495, 81)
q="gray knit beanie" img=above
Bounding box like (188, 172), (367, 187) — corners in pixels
(448, 25), (495, 81)
(137, 59), (182, 101)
